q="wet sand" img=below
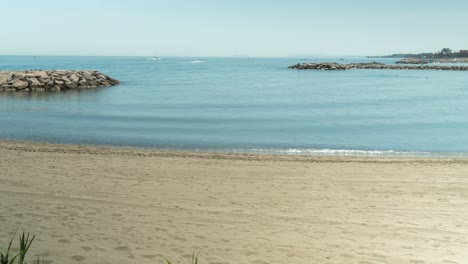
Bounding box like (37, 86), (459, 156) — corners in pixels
(1, 140), (468, 264)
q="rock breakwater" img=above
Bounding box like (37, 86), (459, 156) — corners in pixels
(395, 58), (468, 64)
(289, 62), (468, 71)
(0, 70), (120, 92)
(396, 58), (429, 64)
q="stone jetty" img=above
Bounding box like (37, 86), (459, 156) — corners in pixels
(396, 58), (468, 64)
(396, 58), (429, 64)
(0, 70), (120, 92)
(289, 62), (468, 71)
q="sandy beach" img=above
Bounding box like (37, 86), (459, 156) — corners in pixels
(1, 140), (468, 264)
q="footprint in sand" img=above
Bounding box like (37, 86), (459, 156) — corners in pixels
(70, 255), (86, 262)
(80, 246), (92, 252)
(244, 251), (257, 257)
(55, 238), (72, 245)
(113, 246), (131, 252)
(170, 235), (187, 242)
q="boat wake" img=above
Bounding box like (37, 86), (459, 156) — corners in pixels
(186, 60), (205, 64)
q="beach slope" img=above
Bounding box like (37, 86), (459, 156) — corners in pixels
(1, 140), (468, 264)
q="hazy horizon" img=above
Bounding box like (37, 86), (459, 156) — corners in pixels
(1, 0), (467, 57)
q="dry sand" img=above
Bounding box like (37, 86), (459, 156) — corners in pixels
(1, 140), (468, 264)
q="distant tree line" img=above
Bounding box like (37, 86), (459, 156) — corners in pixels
(432, 48), (468, 58)
(369, 48), (468, 59)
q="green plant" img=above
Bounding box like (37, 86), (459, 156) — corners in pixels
(161, 251), (201, 264)
(191, 251), (201, 264)
(32, 258), (46, 264)
(17, 232), (35, 264)
(0, 232), (18, 264)
(161, 256), (172, 264)
(0, 231), (36, 264)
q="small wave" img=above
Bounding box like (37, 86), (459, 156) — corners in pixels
(197, 148), (438, 157)
(272, 148), (431, 156)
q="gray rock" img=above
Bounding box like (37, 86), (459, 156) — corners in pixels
(82, 72), (95, 81)
(65, 82), (78, 89)
(45, 81), (55, 89)
(13, 80), (29, 90)
(69, 74), (80, 82)
(28, 77), (44, 88)
(88, 80), (98, 87)
(1, 70), (119, 92)
(50, 86), (61, 91)
(38, 76), (50, 83)
(32, 71), (48, 78)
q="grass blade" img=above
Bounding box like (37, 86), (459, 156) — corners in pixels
(160, 256), (172, 264)
(18, 231), (36, 264)
(0, 231), (18, 264)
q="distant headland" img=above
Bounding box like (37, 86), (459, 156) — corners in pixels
(0, 70), (120, 92)
(290, 48), (468, 71)
(368, 48), (468, 64)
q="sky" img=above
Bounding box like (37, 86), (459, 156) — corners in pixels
(1, 0), (467, 57)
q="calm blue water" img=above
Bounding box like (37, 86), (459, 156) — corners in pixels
(1, 56), (468, 156)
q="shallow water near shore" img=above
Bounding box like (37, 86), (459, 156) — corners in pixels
(1, 56), (468, 156)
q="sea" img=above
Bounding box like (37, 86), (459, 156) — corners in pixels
(1, 55), (468, 156)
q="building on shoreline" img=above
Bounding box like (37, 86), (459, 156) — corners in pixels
(460, 50), (468, 57)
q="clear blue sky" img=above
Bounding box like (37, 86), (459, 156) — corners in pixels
(1, 0), (467, 57)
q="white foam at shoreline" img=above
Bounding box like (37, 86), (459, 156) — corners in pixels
(193, 148), (468, 157)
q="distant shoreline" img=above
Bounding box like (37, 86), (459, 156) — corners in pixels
(369, 57), (468, 64)
(367, 48), (468, 63)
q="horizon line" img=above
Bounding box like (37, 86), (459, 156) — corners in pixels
(0, 54), (381, 58)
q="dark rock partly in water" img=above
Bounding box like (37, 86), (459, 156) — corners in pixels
(289, 62), (468, 71)
(396, 58), (429, 64)
(0, 70), (120, 92)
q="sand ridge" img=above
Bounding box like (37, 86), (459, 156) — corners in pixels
(1, 140), (468, 264)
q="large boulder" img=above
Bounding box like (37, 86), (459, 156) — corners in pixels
(82, 72), (95, 81)
(69, 74), (80, 82)
(13, 80), (29, 90)
(0, 73), (12, 83)
(28, 77), (44, 88)
(65, 82), (78, 89)
(32, 71), (48, 78)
